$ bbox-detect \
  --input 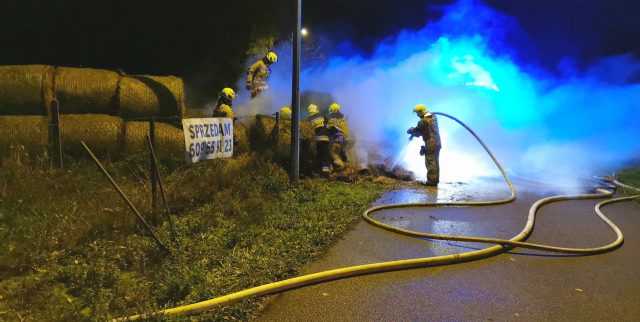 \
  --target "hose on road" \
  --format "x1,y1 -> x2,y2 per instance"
116,112 -> 640,321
